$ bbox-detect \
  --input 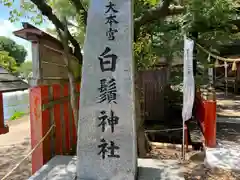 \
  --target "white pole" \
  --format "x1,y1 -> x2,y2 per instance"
208,55 -> 213,85
182,123 -> 185,160
224,61 -> 228,96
